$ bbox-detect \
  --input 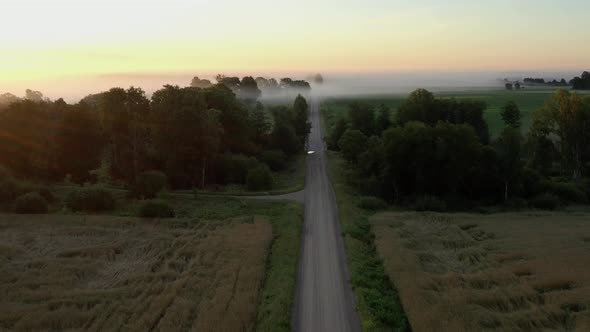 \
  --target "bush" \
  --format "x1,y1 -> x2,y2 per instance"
540,181 -> 587,204
531,193 -> 560,210
66,187 -> 115,212
0,176 -> 36,204
37,186 -> 54,203
260,150 -> 287,171
132,170 -> 167,199
217,154 -> 258,184
504,197 -> 528,209
13,192 -> 48,214
246,164 -> 273,191
358,196 -> 387,210
138,200 -> 175,218
414,195 -> 447,212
